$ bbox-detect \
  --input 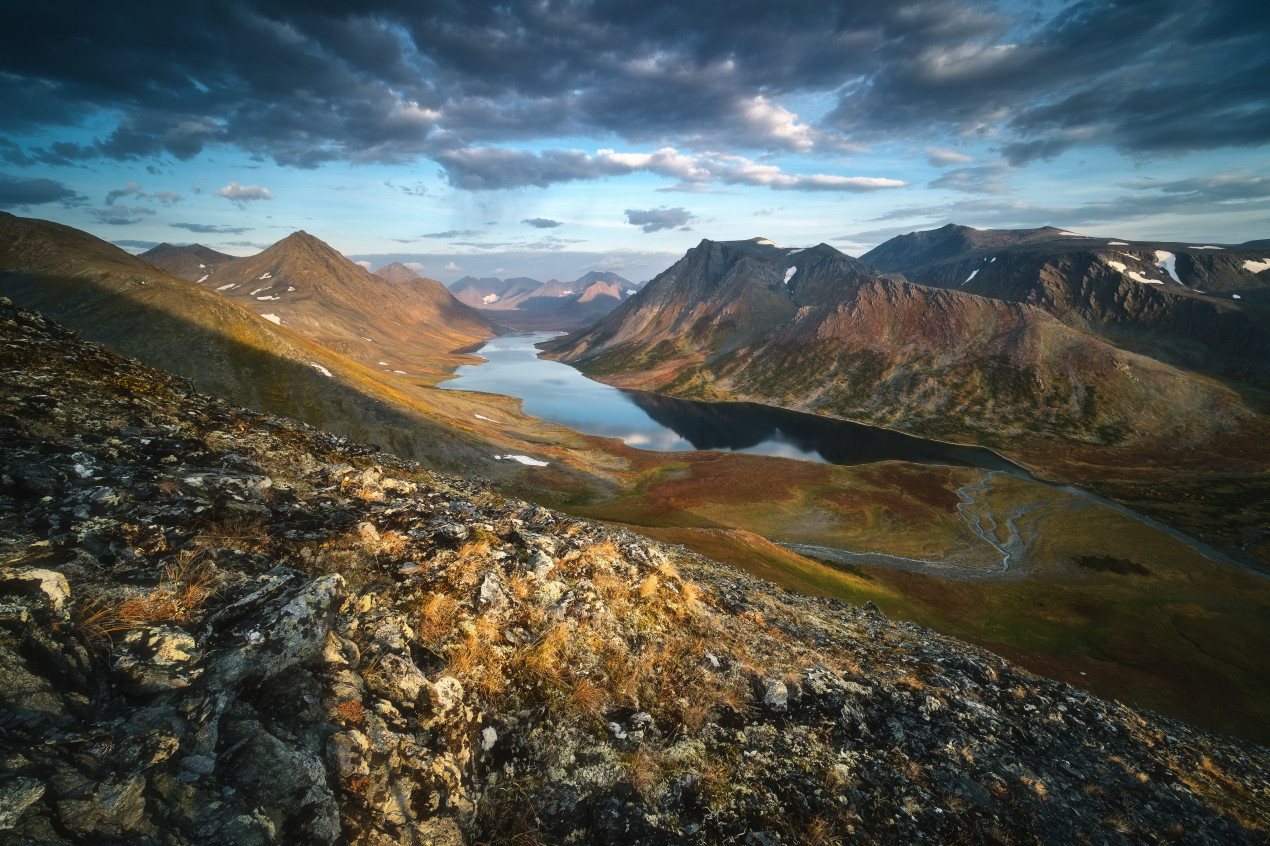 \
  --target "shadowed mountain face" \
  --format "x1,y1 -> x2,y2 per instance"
861,224 -> 1270,384
139,242 -> 236,281
144,233 -> 502,374
543,237 -> 1250,448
